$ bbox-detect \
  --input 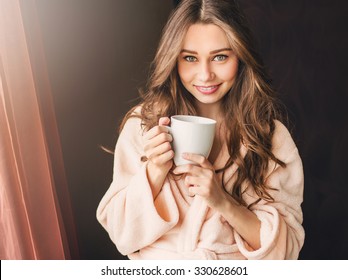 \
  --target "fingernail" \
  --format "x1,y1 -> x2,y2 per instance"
182,153 -> 188,158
